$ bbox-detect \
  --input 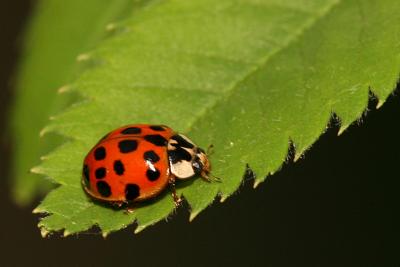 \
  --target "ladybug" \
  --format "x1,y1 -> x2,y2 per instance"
82,124 -> 213,206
